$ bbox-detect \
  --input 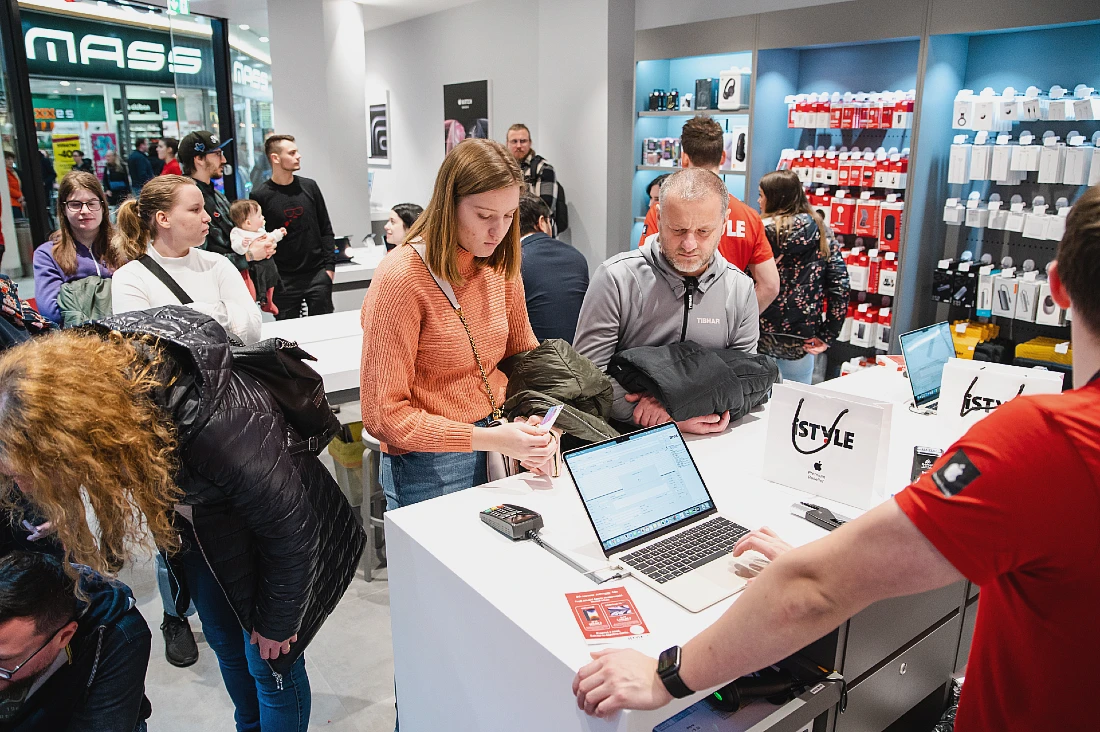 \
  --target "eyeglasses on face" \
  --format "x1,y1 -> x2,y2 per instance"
0,621 -> 71,681
63,200 -> 102,213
